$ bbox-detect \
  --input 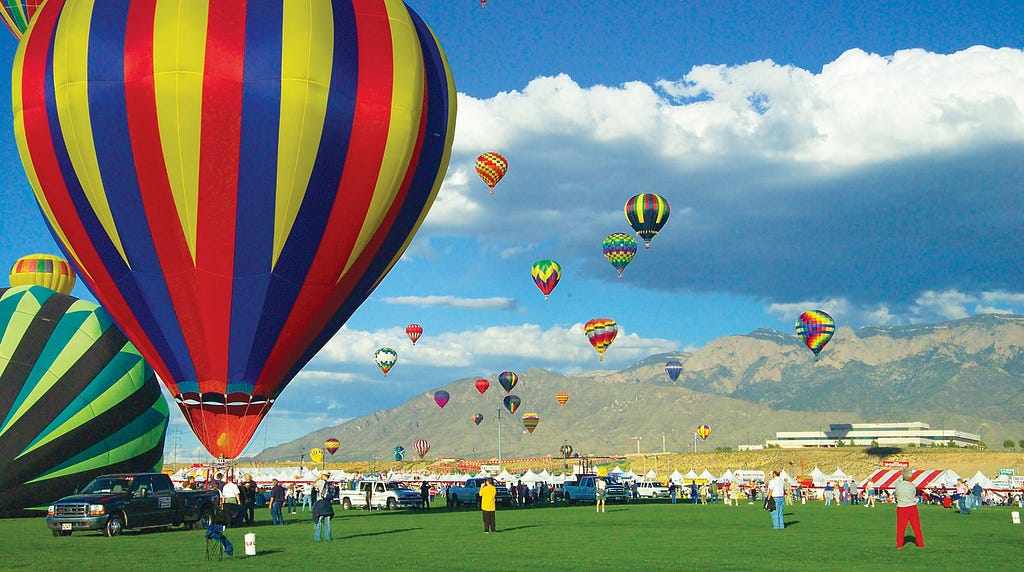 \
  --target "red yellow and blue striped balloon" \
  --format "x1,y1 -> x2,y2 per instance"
560,444 -> 573,458
0,0 -> 42,41
602,233 -> 637,279
584,318 -> 618,361
9,253 -> 76,294
324,438 -> 340,455
696,424 -> 711,440
531,259 -> 561,301
475,152 -> 508,194
624,193 -> 670,249
13,0 -> 456,459
795,310 -> 836,359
